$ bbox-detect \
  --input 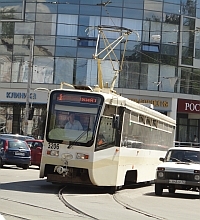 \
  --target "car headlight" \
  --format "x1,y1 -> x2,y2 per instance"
157,171 -> 164,178
194,174 -> 200,181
